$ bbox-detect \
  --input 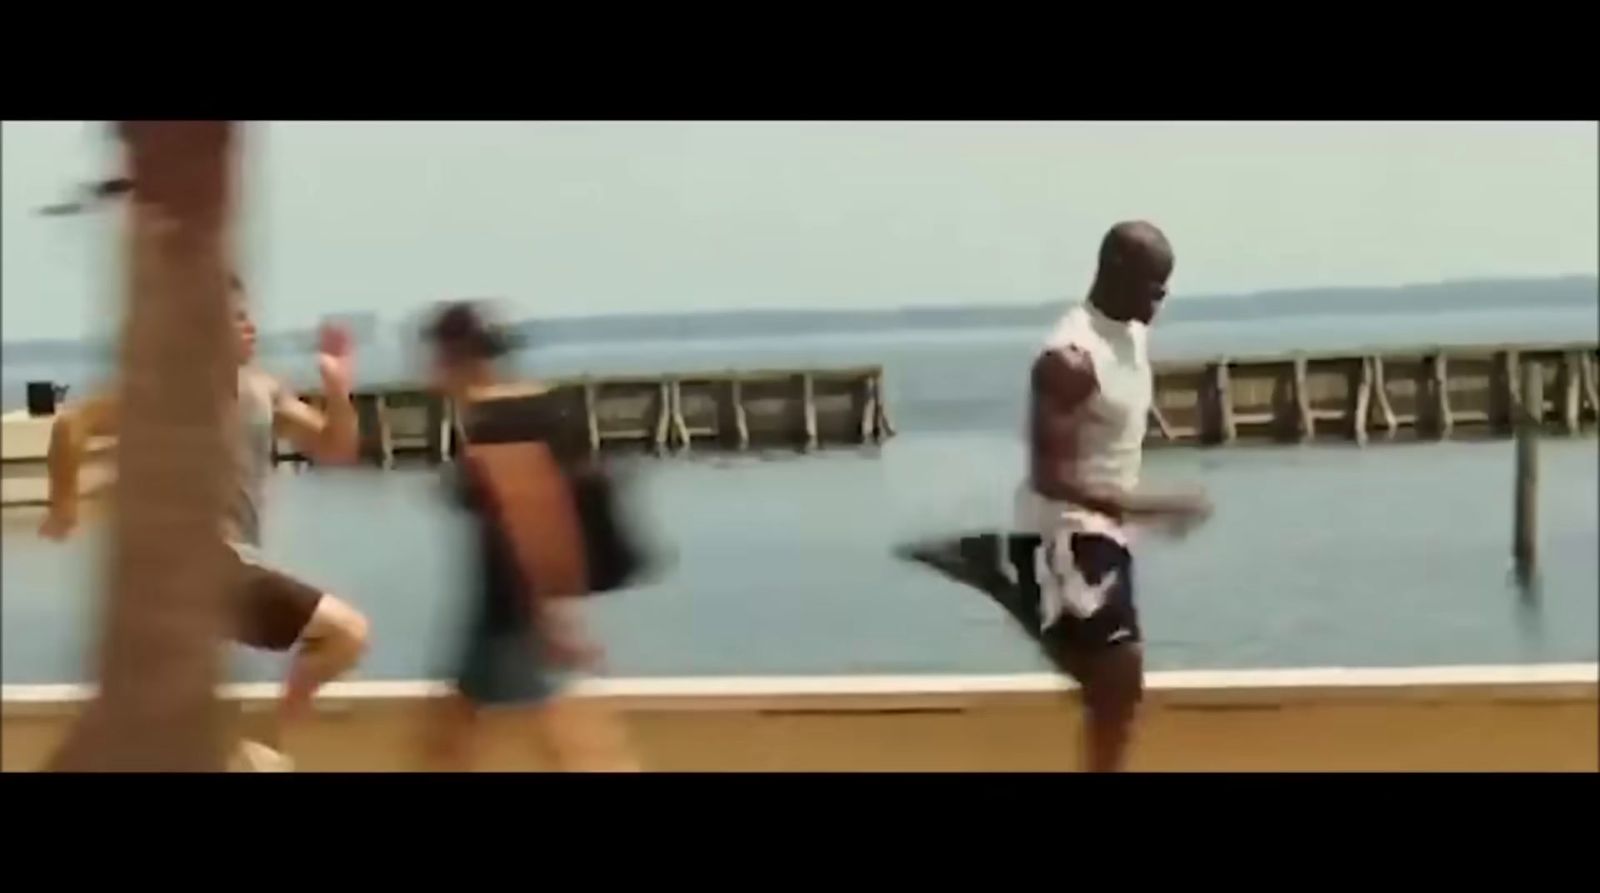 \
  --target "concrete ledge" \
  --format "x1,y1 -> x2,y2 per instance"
7,664 -> 1596,715
5,665 -> 1595,772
